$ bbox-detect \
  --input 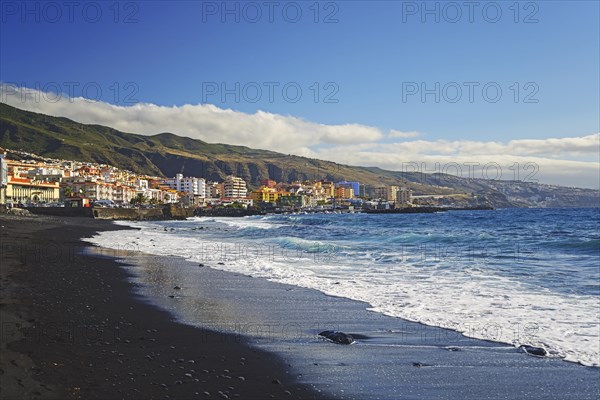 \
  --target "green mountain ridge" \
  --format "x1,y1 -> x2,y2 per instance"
1,102 -> 598,208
